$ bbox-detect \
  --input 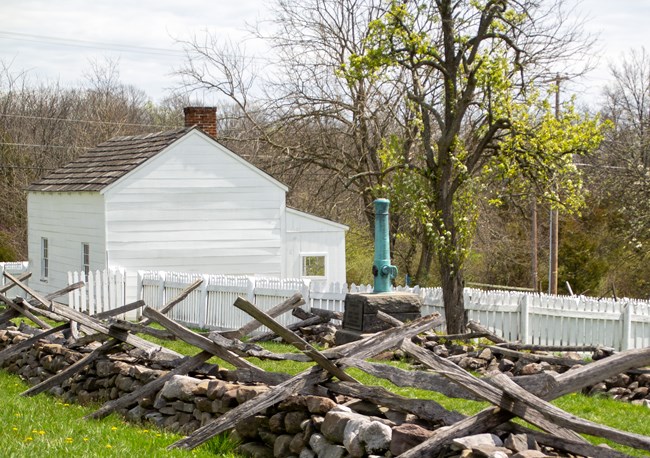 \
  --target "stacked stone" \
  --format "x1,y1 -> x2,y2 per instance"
234,395 -> 393,458
128,375 -> 271,435
418,339 -> 650,405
